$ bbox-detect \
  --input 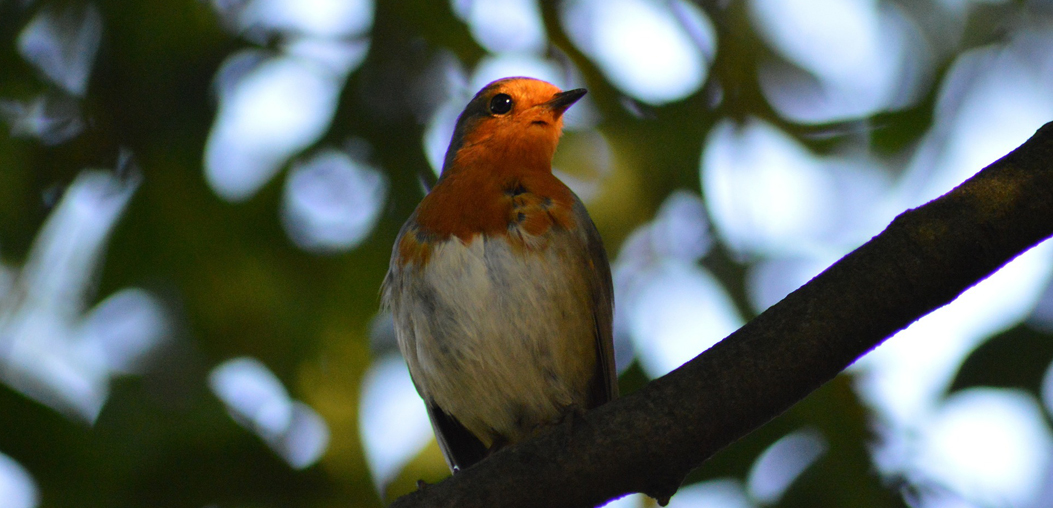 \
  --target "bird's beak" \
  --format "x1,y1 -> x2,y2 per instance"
544,88 -> 587,116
